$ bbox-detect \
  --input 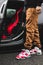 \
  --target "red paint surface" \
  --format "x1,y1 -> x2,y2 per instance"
7,8 -> 22,34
